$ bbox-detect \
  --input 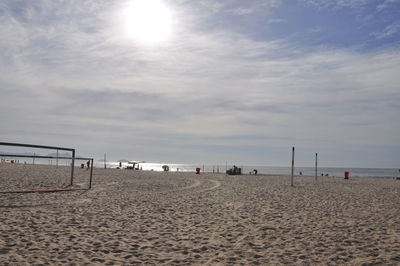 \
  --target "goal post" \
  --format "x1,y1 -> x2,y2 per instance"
0,142 -> 93,193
